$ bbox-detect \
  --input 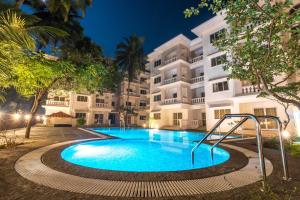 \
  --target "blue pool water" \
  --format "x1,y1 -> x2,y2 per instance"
61,128 -> 230,172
